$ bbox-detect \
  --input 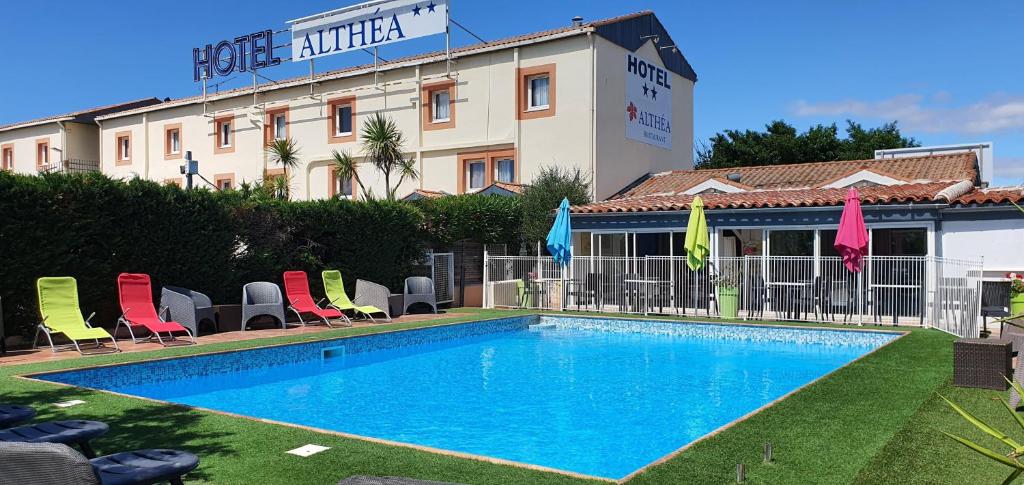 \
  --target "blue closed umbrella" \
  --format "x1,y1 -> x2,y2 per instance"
546,198 -> 572,265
